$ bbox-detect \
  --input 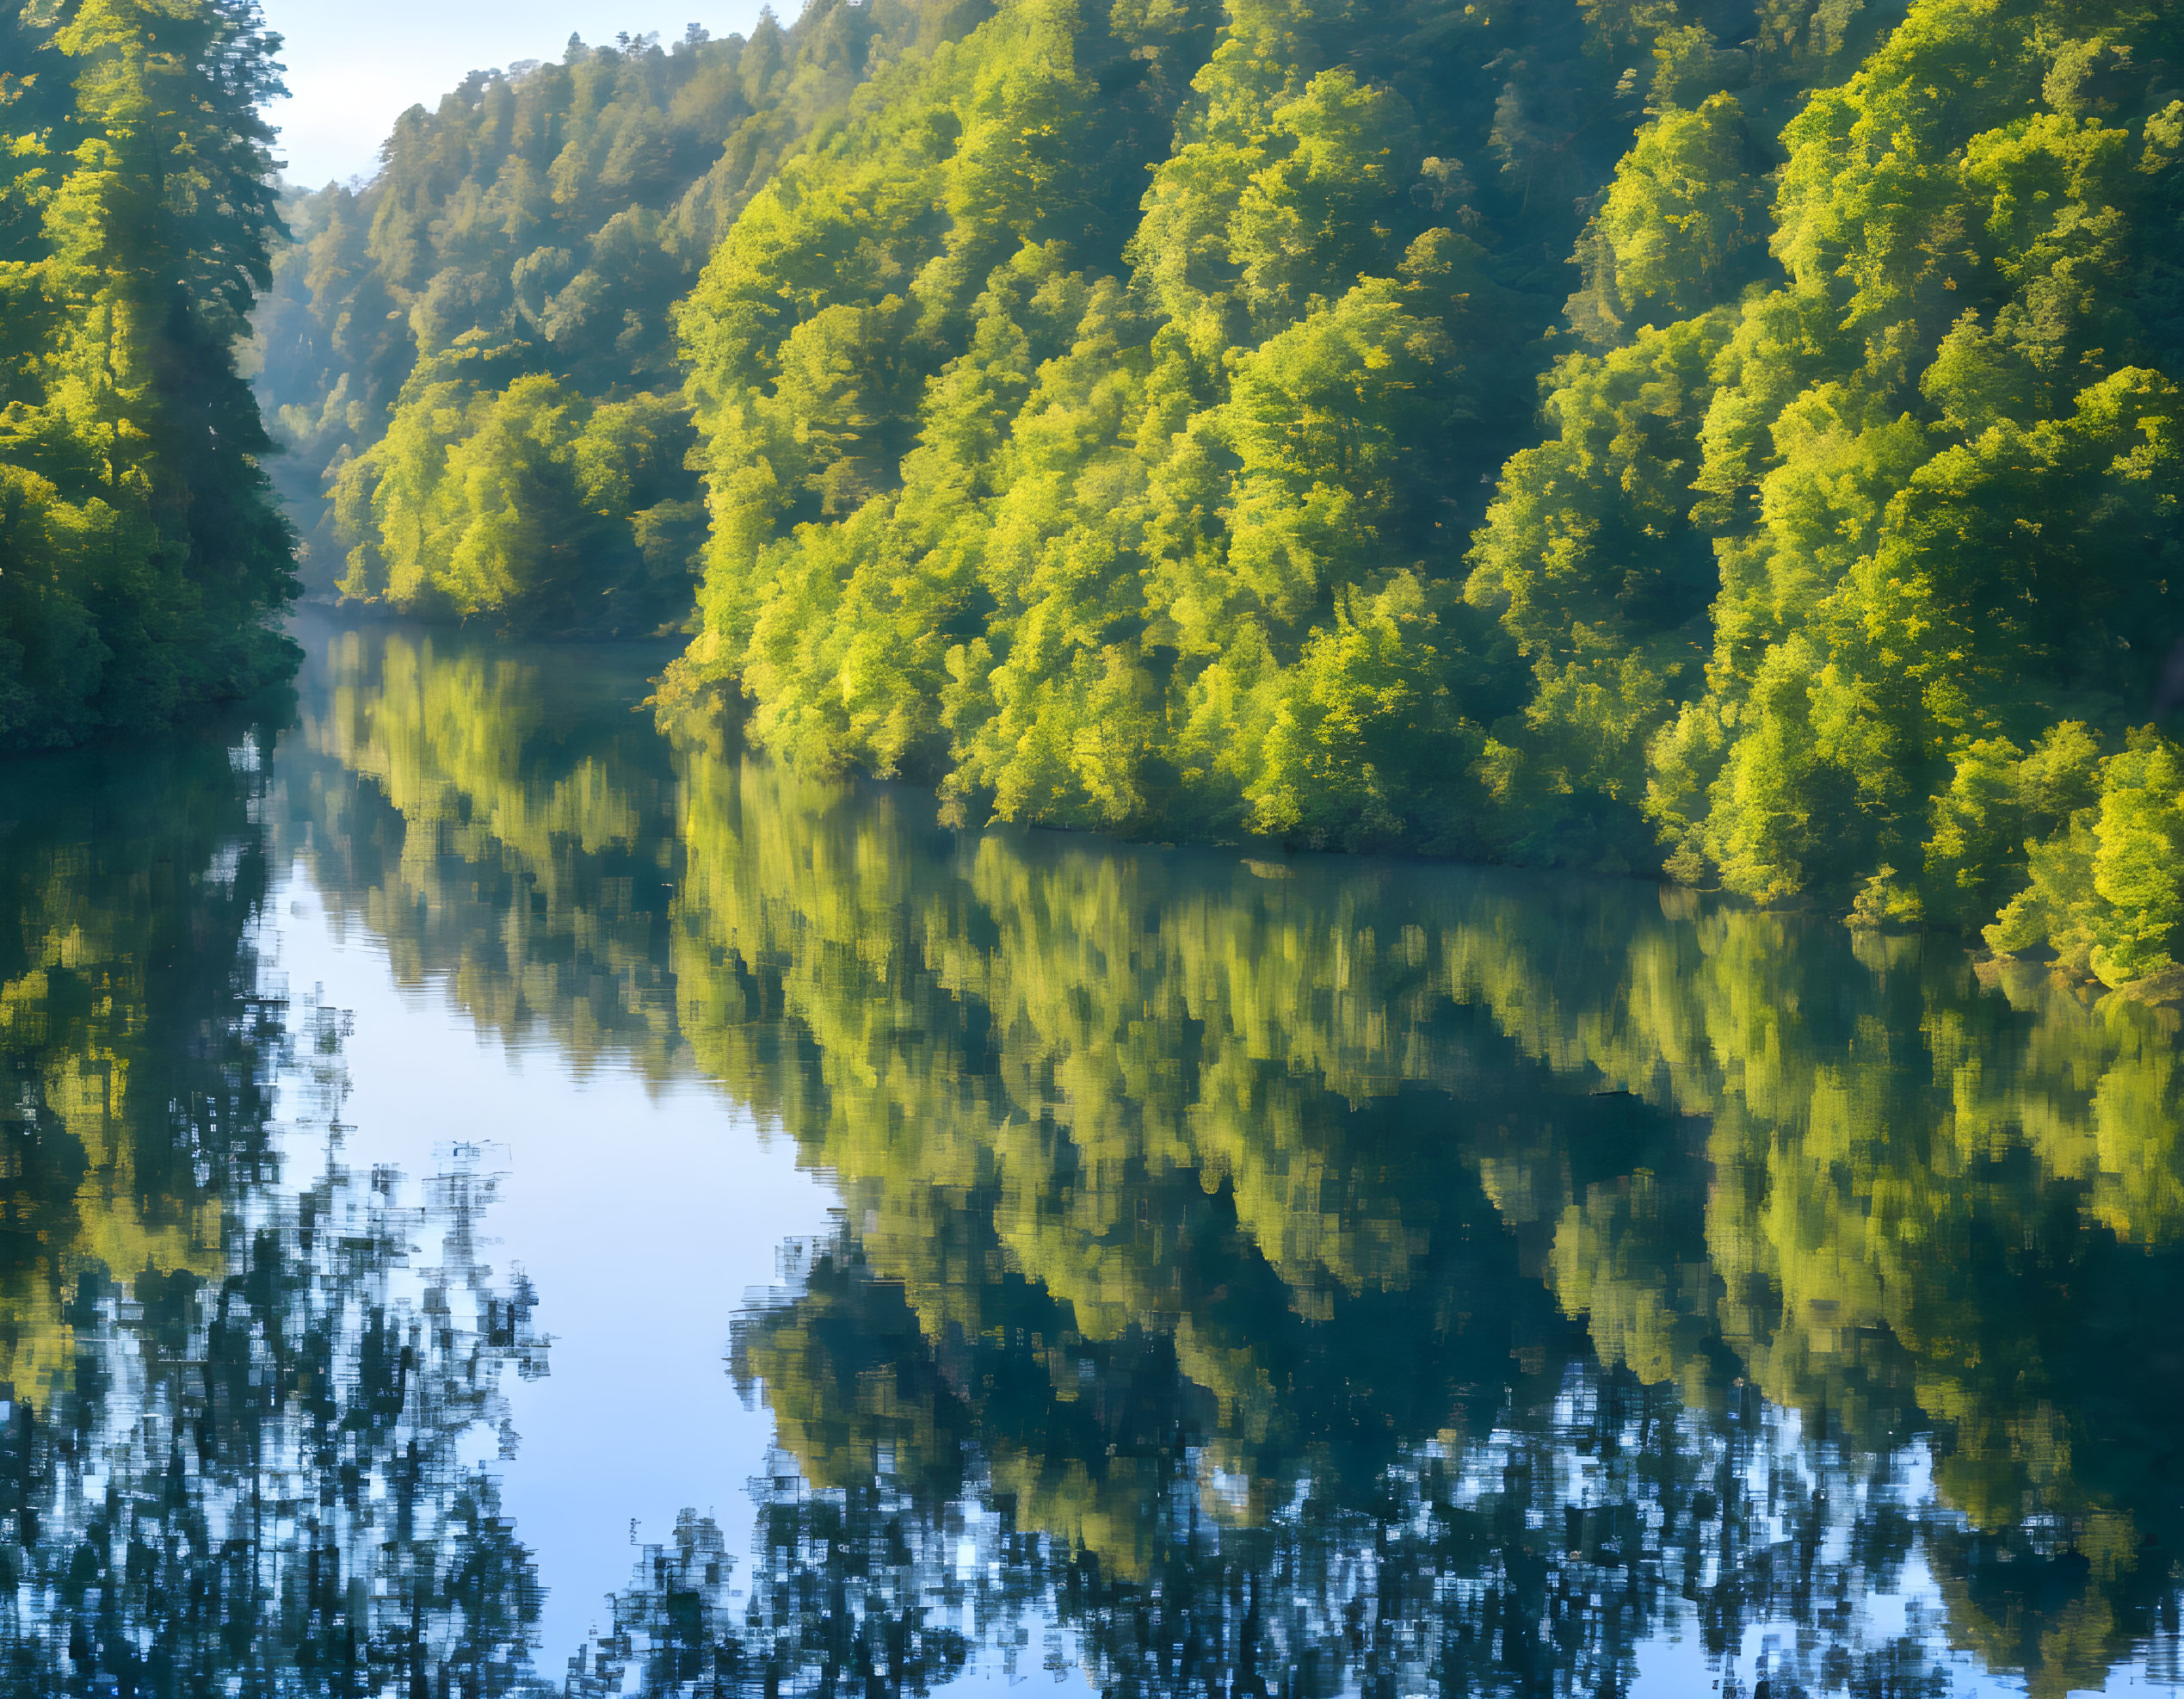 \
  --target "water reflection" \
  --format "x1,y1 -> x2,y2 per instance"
3,618 -> 2181,1696
0,726 -> 548,1692
657,673 -> 2184,1690
281,624 -> 686,1077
